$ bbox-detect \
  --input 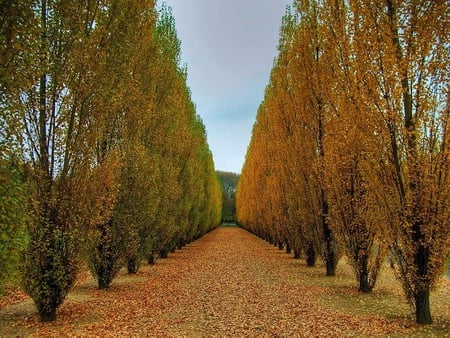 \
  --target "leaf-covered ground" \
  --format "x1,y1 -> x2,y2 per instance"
1,226 -> 449,336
